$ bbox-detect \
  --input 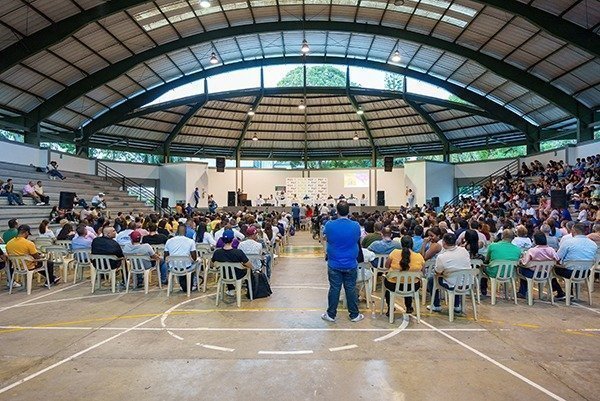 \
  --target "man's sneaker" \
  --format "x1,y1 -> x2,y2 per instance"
350,313 -> 364,322
36,202 -> 45,206
453,307 -> 463,314
321,313 -> 335,322
405,307 -> 414,314
6,282 -> 21,288
225,289 -> 236,296
53,277 -> 61,284
555,293 -> 566,301
516,293 -> 527,299
426,305 -> 442,312
191,285 -> 198,292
